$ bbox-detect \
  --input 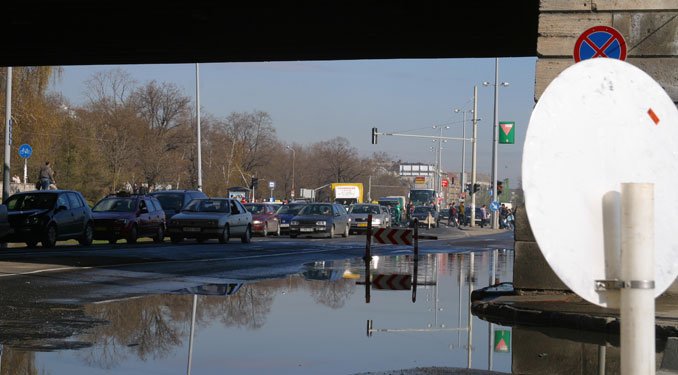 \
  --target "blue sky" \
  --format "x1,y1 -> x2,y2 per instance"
48,57 -> 537,187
